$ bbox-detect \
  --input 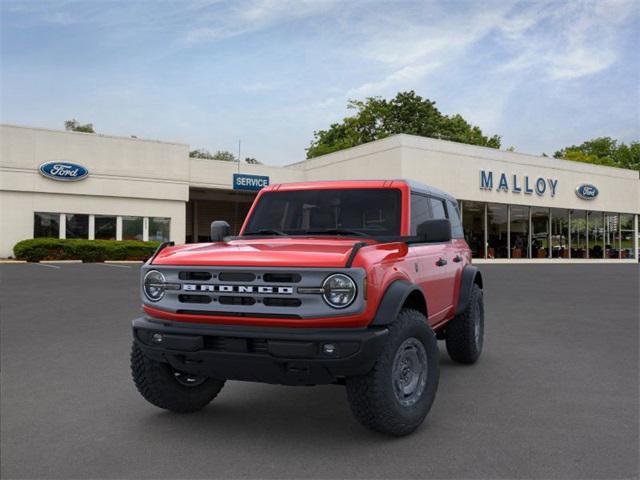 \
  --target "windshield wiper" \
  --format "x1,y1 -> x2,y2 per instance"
303,229 -> 369,237
243,229 -> 288,236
